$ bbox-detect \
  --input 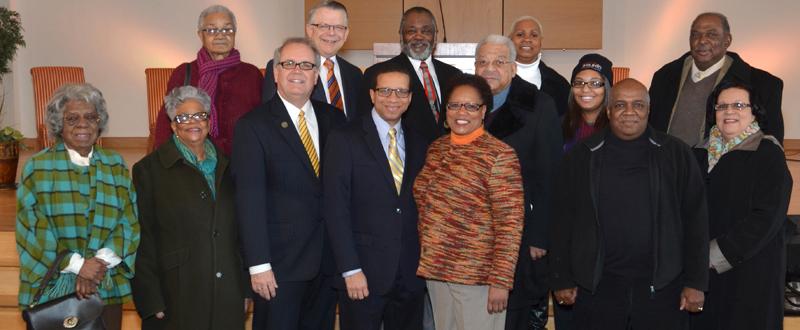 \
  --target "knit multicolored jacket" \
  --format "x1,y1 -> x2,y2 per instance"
16,143 -> 140,308
414,132 -> 524,289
